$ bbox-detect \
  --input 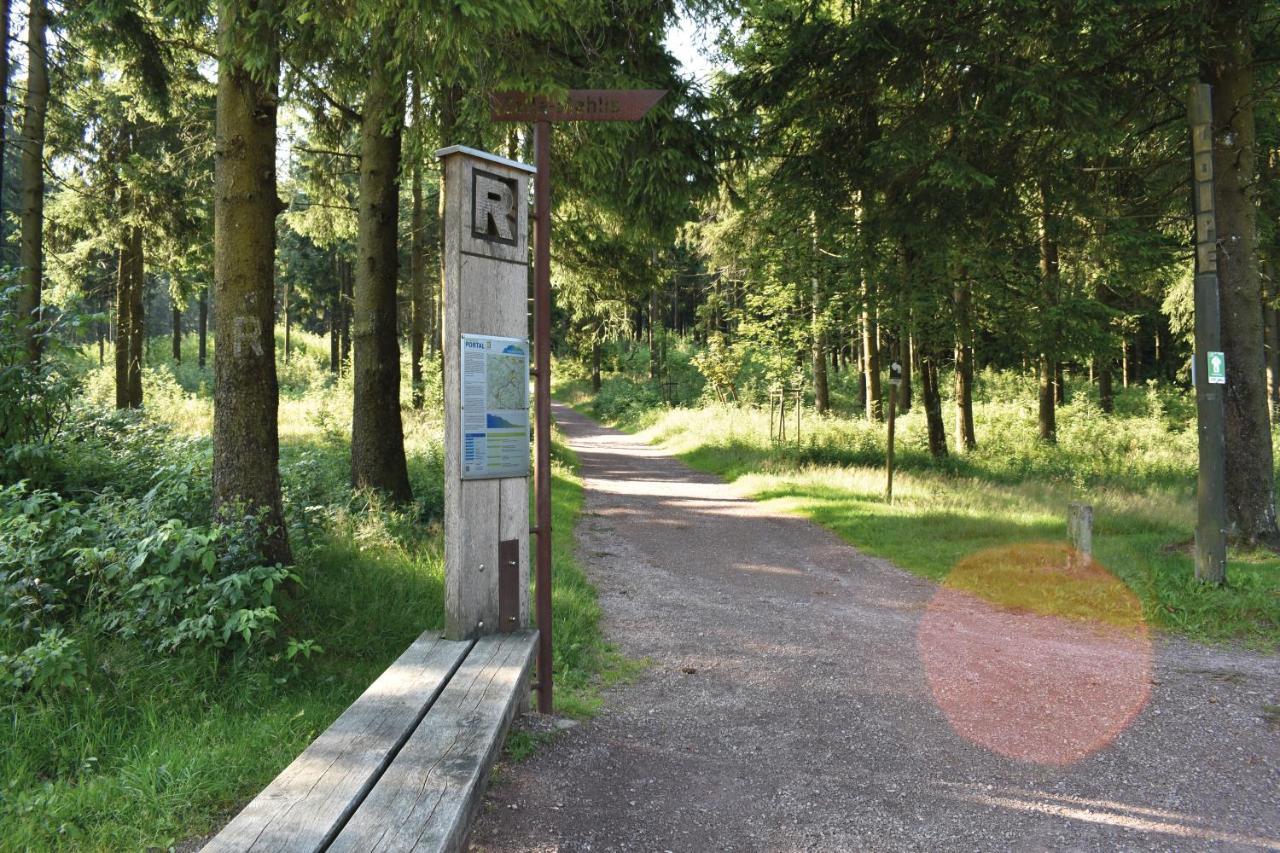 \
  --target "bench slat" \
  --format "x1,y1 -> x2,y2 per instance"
327,630 -> 538,853
203,632 -> 472,853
